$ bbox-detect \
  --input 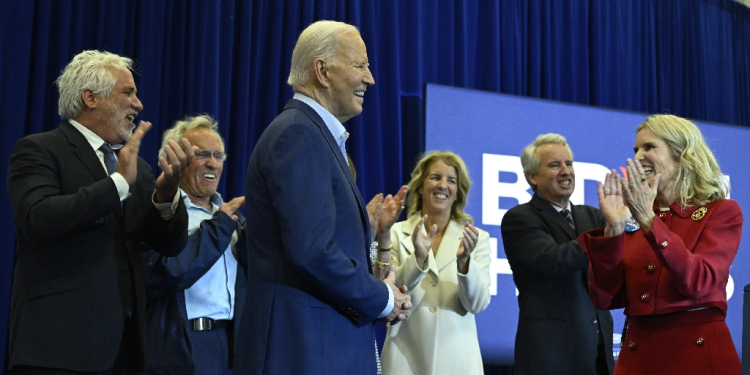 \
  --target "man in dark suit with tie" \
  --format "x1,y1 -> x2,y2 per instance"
501,133 -> 615,375
236,21 -> 412,374
6,50 -> 192,374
